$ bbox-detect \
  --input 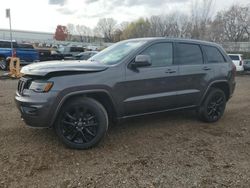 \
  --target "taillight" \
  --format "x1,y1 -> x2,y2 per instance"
239,60 -> 243,66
